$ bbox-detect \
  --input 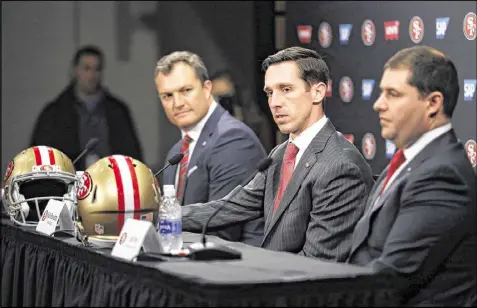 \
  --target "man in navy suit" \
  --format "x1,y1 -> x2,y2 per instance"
348,46 -> 476,306
155,51 -> 267,246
